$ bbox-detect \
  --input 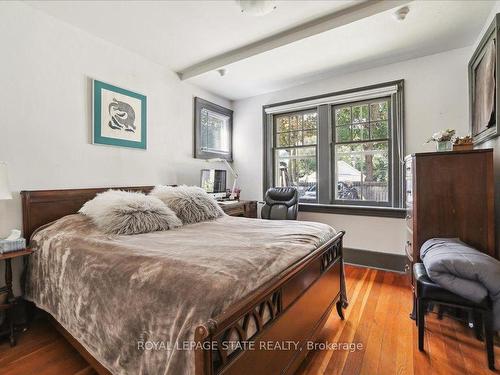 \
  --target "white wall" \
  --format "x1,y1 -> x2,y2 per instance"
233,46 -> 473,255
0,2 -> 231,293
